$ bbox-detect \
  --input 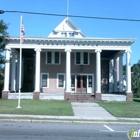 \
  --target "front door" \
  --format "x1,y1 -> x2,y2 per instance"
76,75 -> 87,93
